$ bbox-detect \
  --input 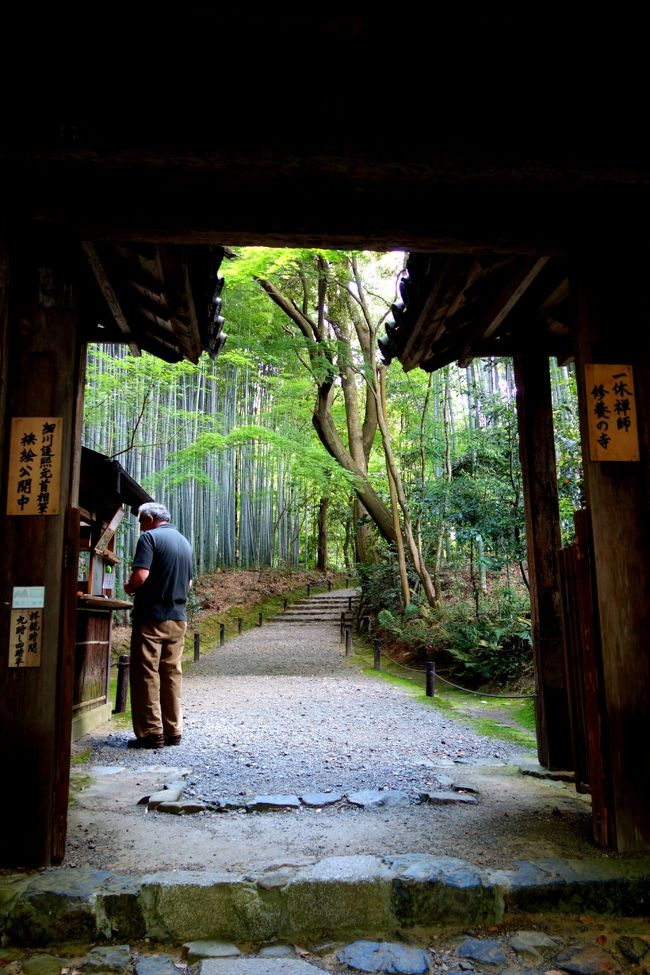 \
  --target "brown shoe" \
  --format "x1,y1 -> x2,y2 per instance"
127,734 -> 164,749
164,734 -> 182,746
